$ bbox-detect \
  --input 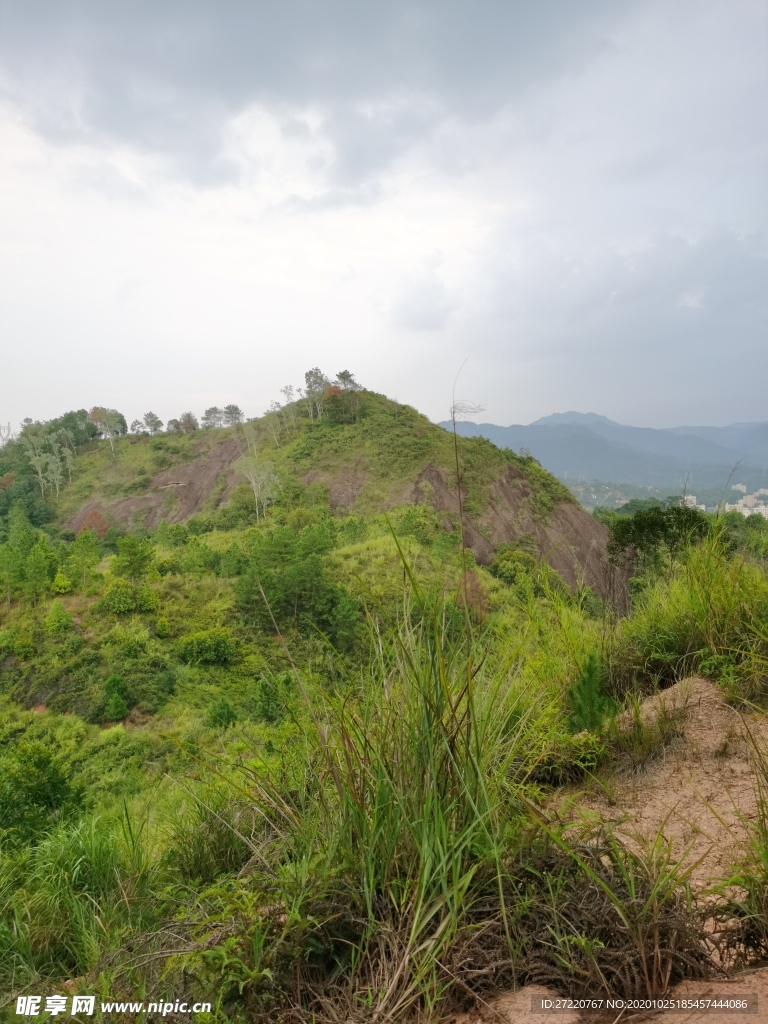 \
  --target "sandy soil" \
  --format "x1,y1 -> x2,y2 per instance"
452,970 -> 768,1023
452,678 -> 768,1023
574,676 -> 768,889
